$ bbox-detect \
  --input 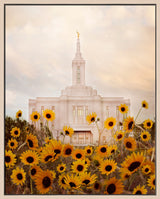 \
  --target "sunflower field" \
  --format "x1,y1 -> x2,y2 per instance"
5,101 -> 156,195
